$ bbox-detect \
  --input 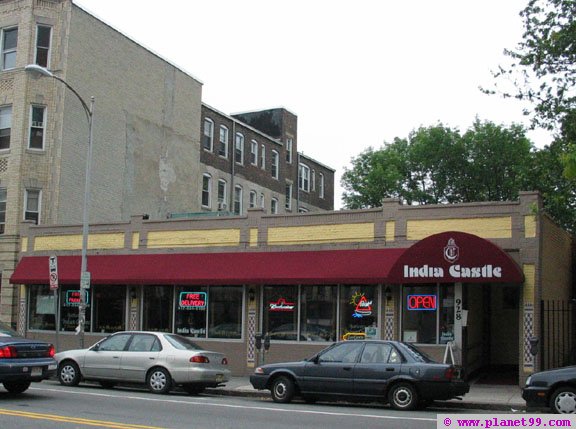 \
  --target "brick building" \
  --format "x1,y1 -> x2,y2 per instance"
0,0 -> 334,324
10,192 -> 574,385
